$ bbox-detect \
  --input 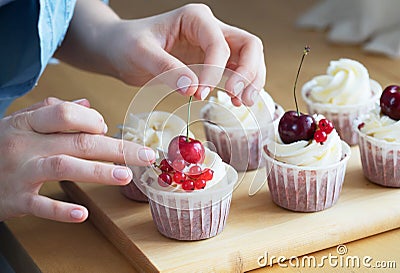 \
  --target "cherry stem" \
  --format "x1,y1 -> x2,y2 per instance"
186,96 -> 193,142
294,46 -> 310,116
